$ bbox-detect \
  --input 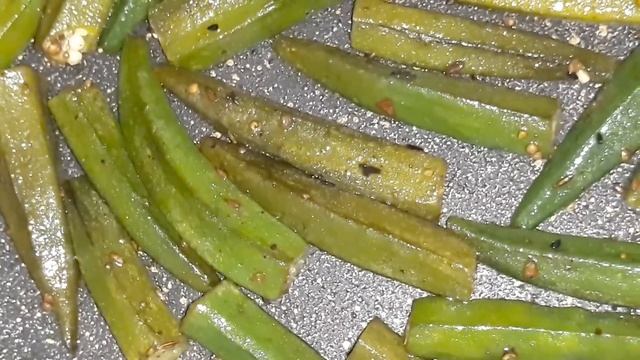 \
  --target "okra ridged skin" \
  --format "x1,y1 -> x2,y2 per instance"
157,66 -> 446,221
457,0 -> 640,25
0,0 -> 44,69
274,37 -> 560,158
66,178 -> 186,360
149,0 -> 340,70
347,318 -> 416,360
200,139 -> 475,298
352,0 -> 618,81
448,216 -> 640,307
0,66 -> 78,351
100,0 -> 157,53
49,85 -> 213,292
182,281 -> 323,360
406,298 -> 640,360
512,48 -> 640,229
